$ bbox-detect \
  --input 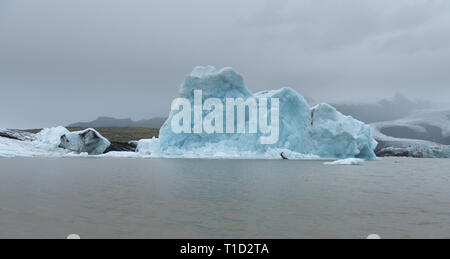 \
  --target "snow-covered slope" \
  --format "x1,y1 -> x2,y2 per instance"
142,66 -> 377,159
369,109 -> 450,158
371,109 -> 450,145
